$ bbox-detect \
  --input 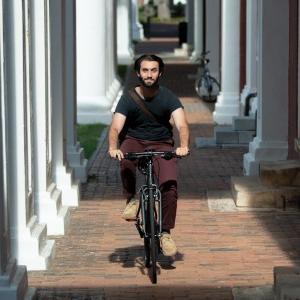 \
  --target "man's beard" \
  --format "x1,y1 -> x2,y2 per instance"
139,76 -> 160,88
